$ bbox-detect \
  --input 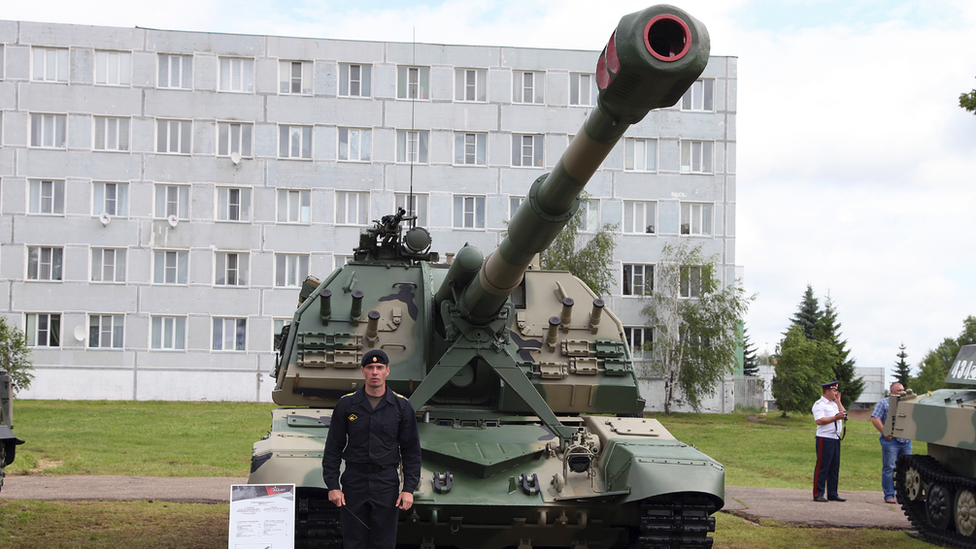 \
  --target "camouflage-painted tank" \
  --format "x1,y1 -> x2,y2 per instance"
0,368 -> 25,492
887,344 -> 976,548
249,5 -> 724,548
